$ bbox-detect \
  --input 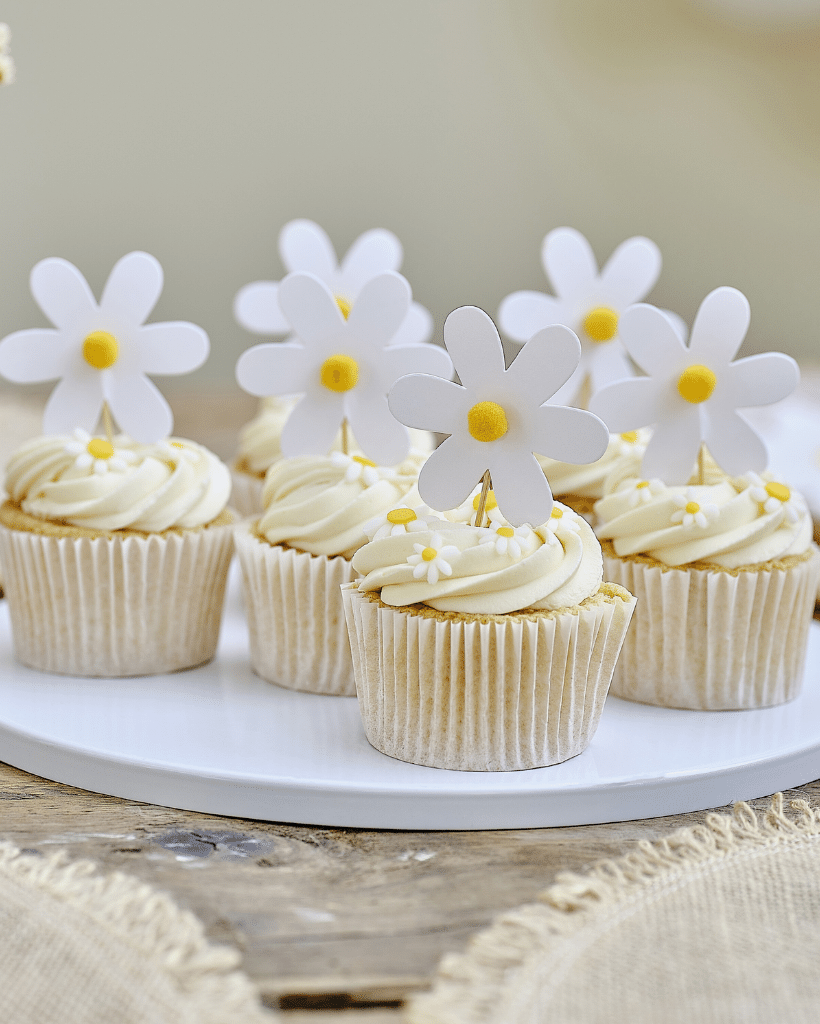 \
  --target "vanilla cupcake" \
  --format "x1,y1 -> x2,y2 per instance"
0,432 -> 235,677
234,449 -> 426,695
595,462 -> 820,709
343,502 -> 636,771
